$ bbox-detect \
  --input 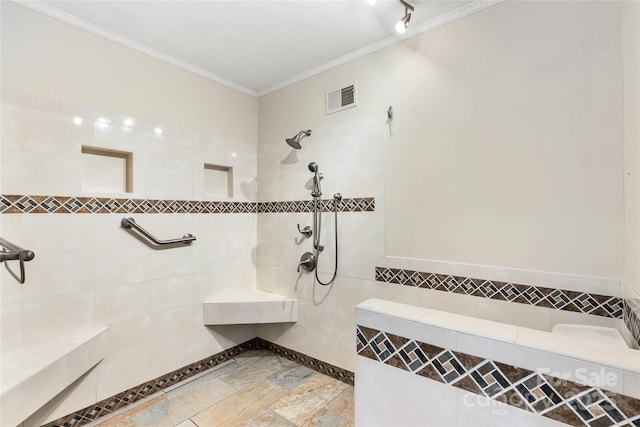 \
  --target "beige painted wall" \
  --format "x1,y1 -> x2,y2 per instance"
384,0 -> 624,278
623,1 -> 640,298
